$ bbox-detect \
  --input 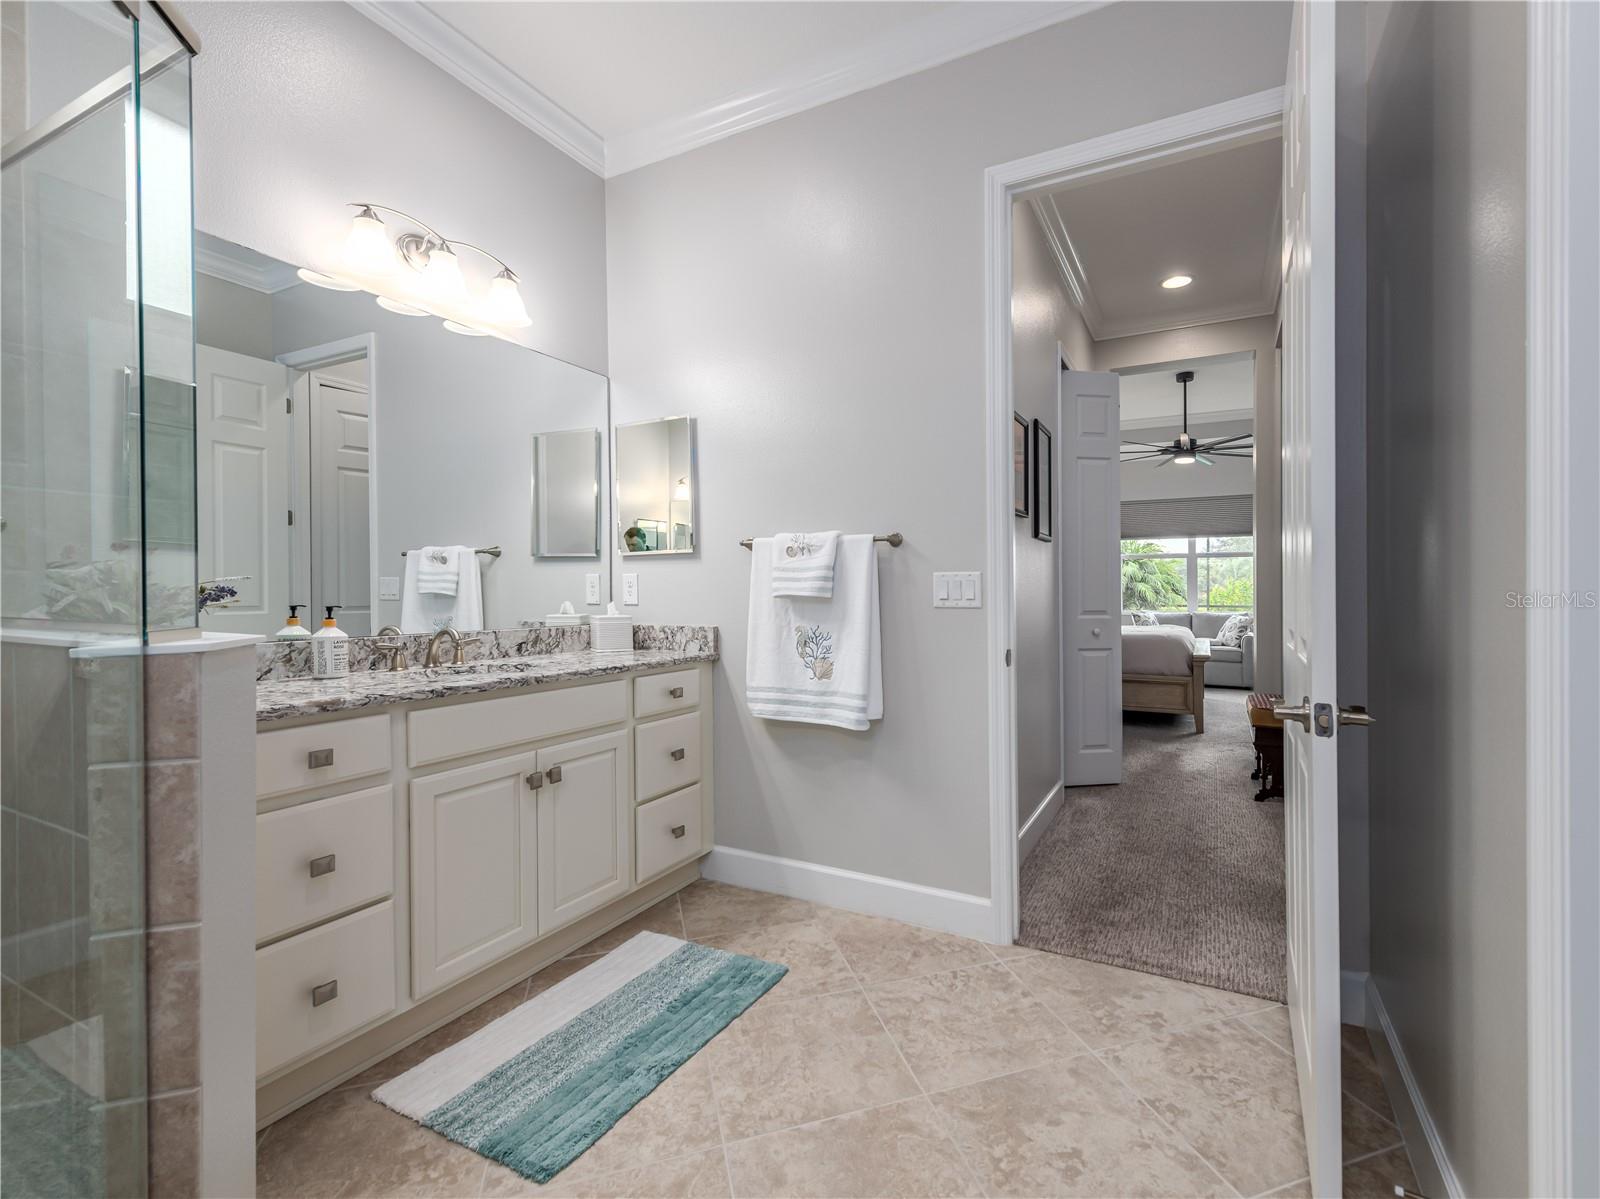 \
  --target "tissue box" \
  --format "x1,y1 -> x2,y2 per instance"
590,614 -> 633,652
